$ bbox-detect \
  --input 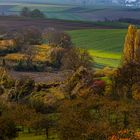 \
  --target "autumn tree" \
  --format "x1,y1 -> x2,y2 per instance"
22,26 -> 42,45
44,30 -> 72,48
11,104 -> 38,133
0,102 -> 17,140
8,77 -> 35,102
112,62 -> 140,99
31,114 -> 53,139
58,96 -> 133,140
0,67 -> 14,91
61,48 -> 93,70
0,115 -> 17,140
134,29 -> 140,63
23,45 -> 37,70
113,25 -> 140,99
123,25 -> 140,64
123,25 -> 137,63
13,32 -> 25,50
